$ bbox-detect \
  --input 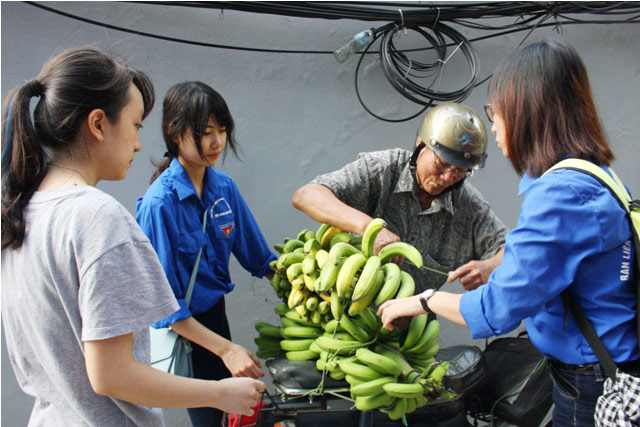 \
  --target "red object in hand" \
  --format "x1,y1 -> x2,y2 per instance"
227,401 -> 264,427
